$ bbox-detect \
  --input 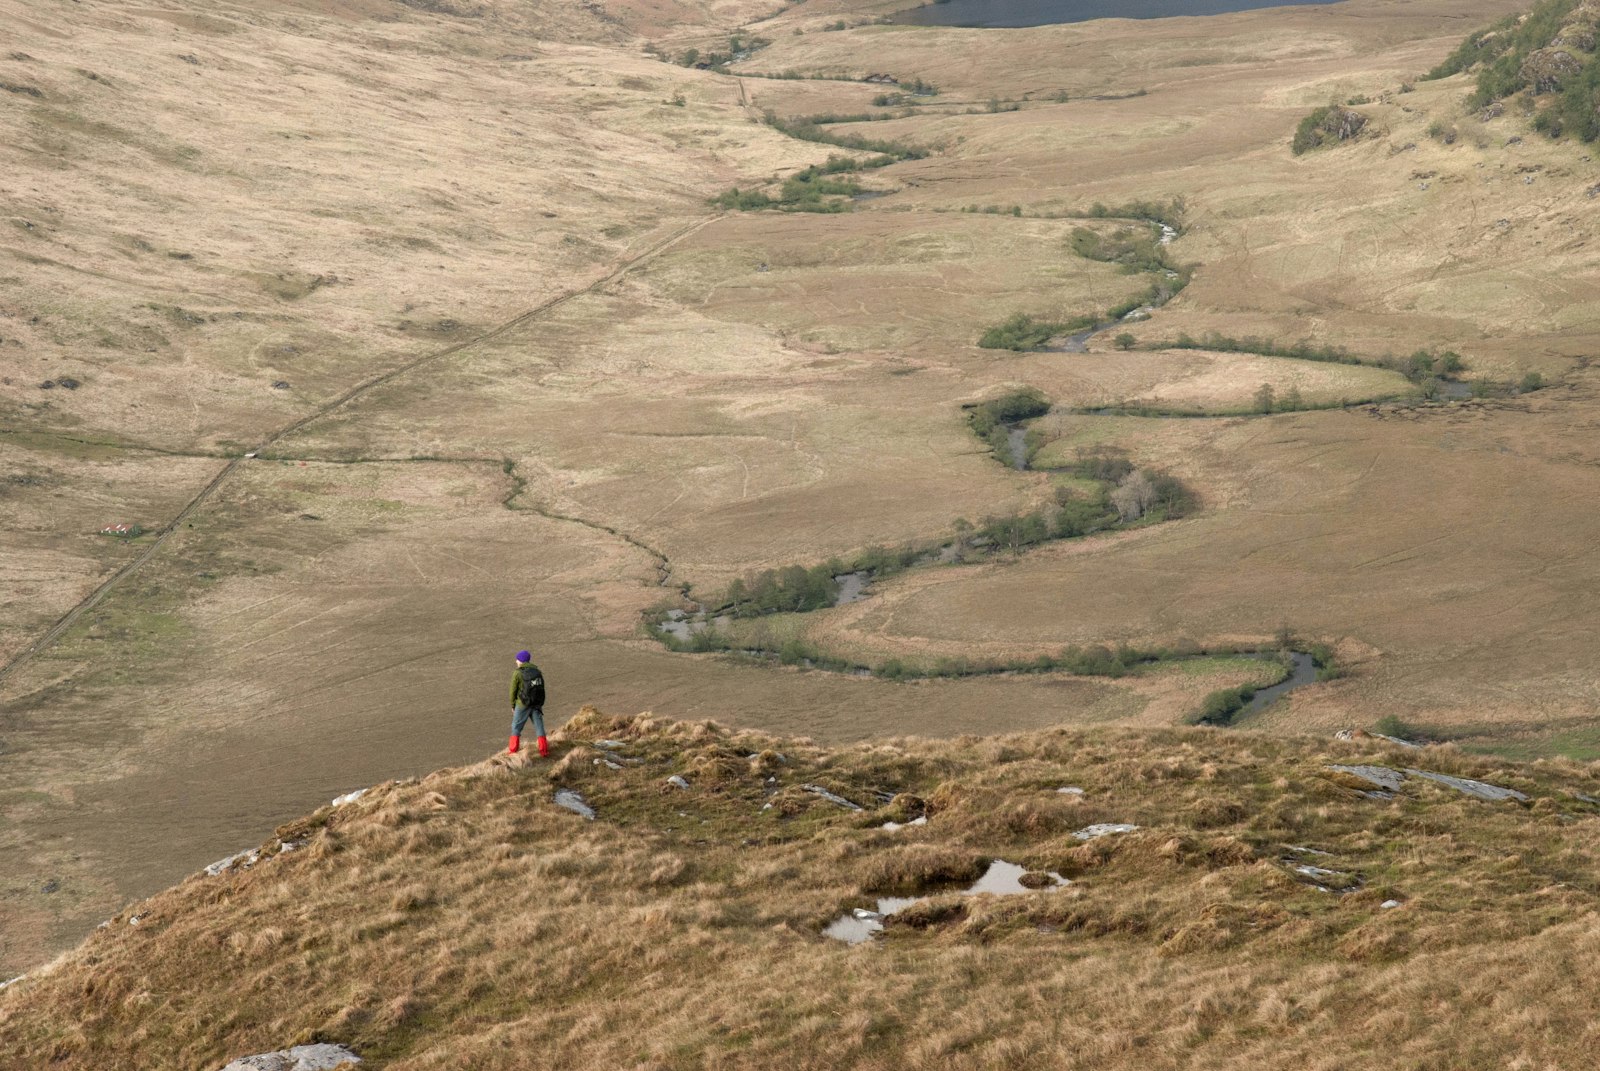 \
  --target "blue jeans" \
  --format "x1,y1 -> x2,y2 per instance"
512,704 -> 545,738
